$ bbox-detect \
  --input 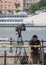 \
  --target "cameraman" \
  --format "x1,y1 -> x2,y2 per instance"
29,35 -> 42,64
